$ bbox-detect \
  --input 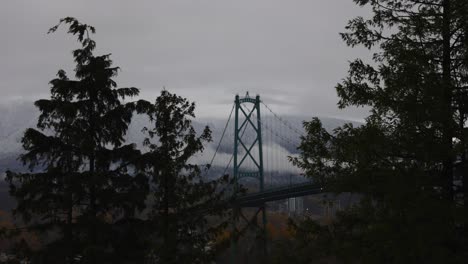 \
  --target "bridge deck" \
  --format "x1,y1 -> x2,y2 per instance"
234,182 -> 322,207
